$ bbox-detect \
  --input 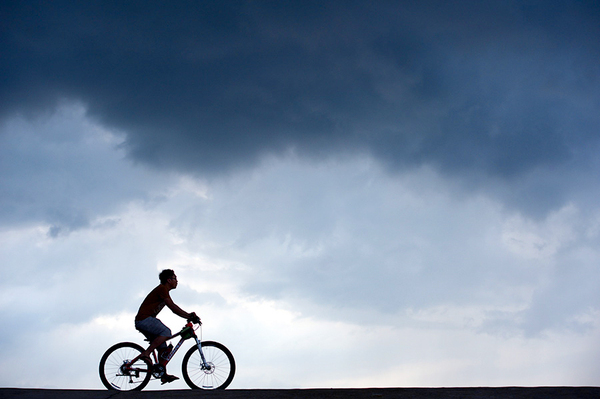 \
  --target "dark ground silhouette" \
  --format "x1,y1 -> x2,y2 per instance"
1,387 -> 599,399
